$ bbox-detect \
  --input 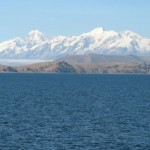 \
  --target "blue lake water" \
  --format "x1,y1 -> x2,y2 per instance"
0,74 -> 150,149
